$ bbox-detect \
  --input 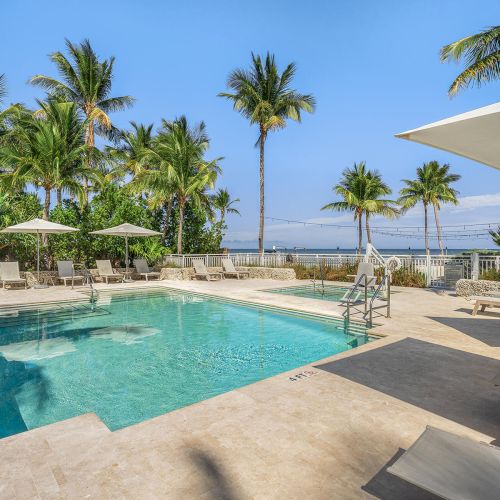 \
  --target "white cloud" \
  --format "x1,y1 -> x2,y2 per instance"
452,192 -> 500,211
